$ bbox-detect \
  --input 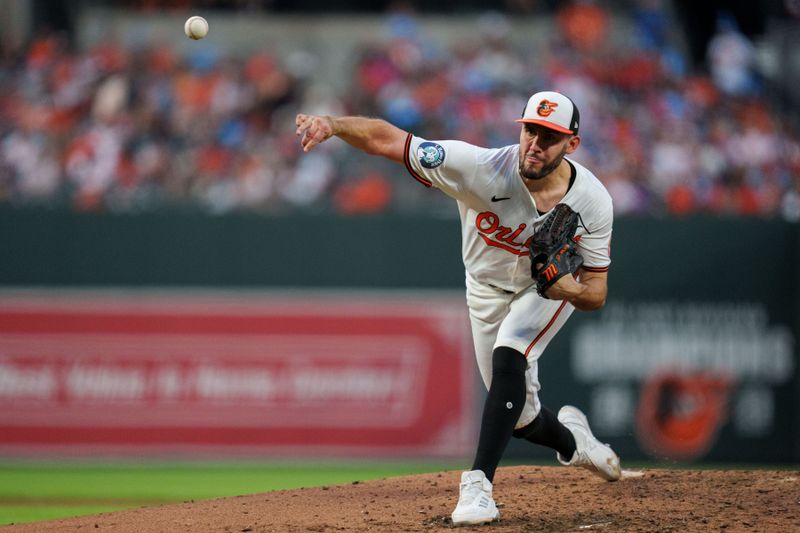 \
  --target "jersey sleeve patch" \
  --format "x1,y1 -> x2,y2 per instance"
418,141 -> 445,168
403,133 -> 433,188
